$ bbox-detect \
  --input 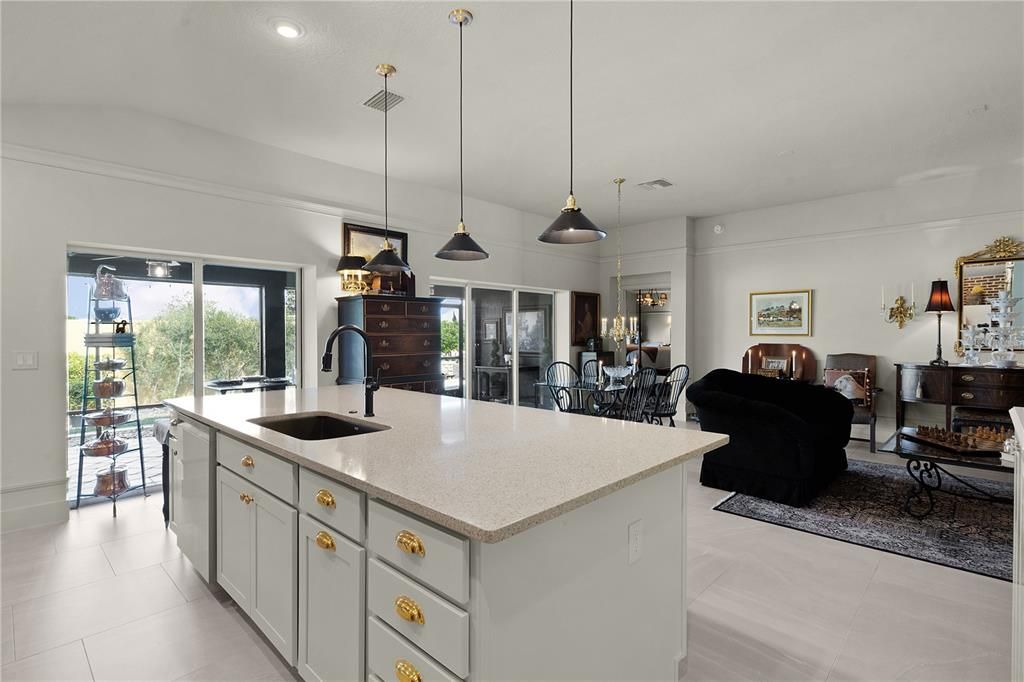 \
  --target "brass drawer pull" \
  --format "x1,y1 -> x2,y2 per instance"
395,659 -> 421,682
422,360 -> 431,368
382,303 -> 391,312
380,339 -> 391,348
381,362 -> 391,371
315,489 -> 336,509
961,375 -> 975,383
396,530 -> 425,557
961,392 -> 974,400
423,339 -> 431,347
379,320 -> 390,329
239,492 -> 253,505
419,305 -> 429,313
315,531 -> 336,551
420,322 -> 429,329
394,595 -> 425,625
240,455 -> 254,468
